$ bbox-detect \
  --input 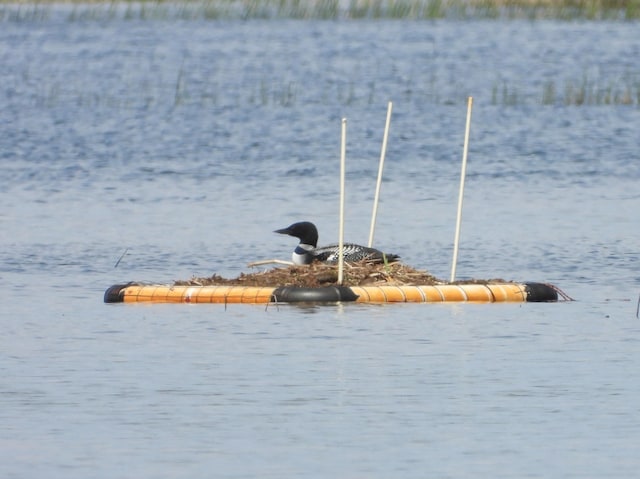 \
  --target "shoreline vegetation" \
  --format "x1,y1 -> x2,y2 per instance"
13,71 -> 639,108
3,0 -> 639,107
1,0 -> 639,21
